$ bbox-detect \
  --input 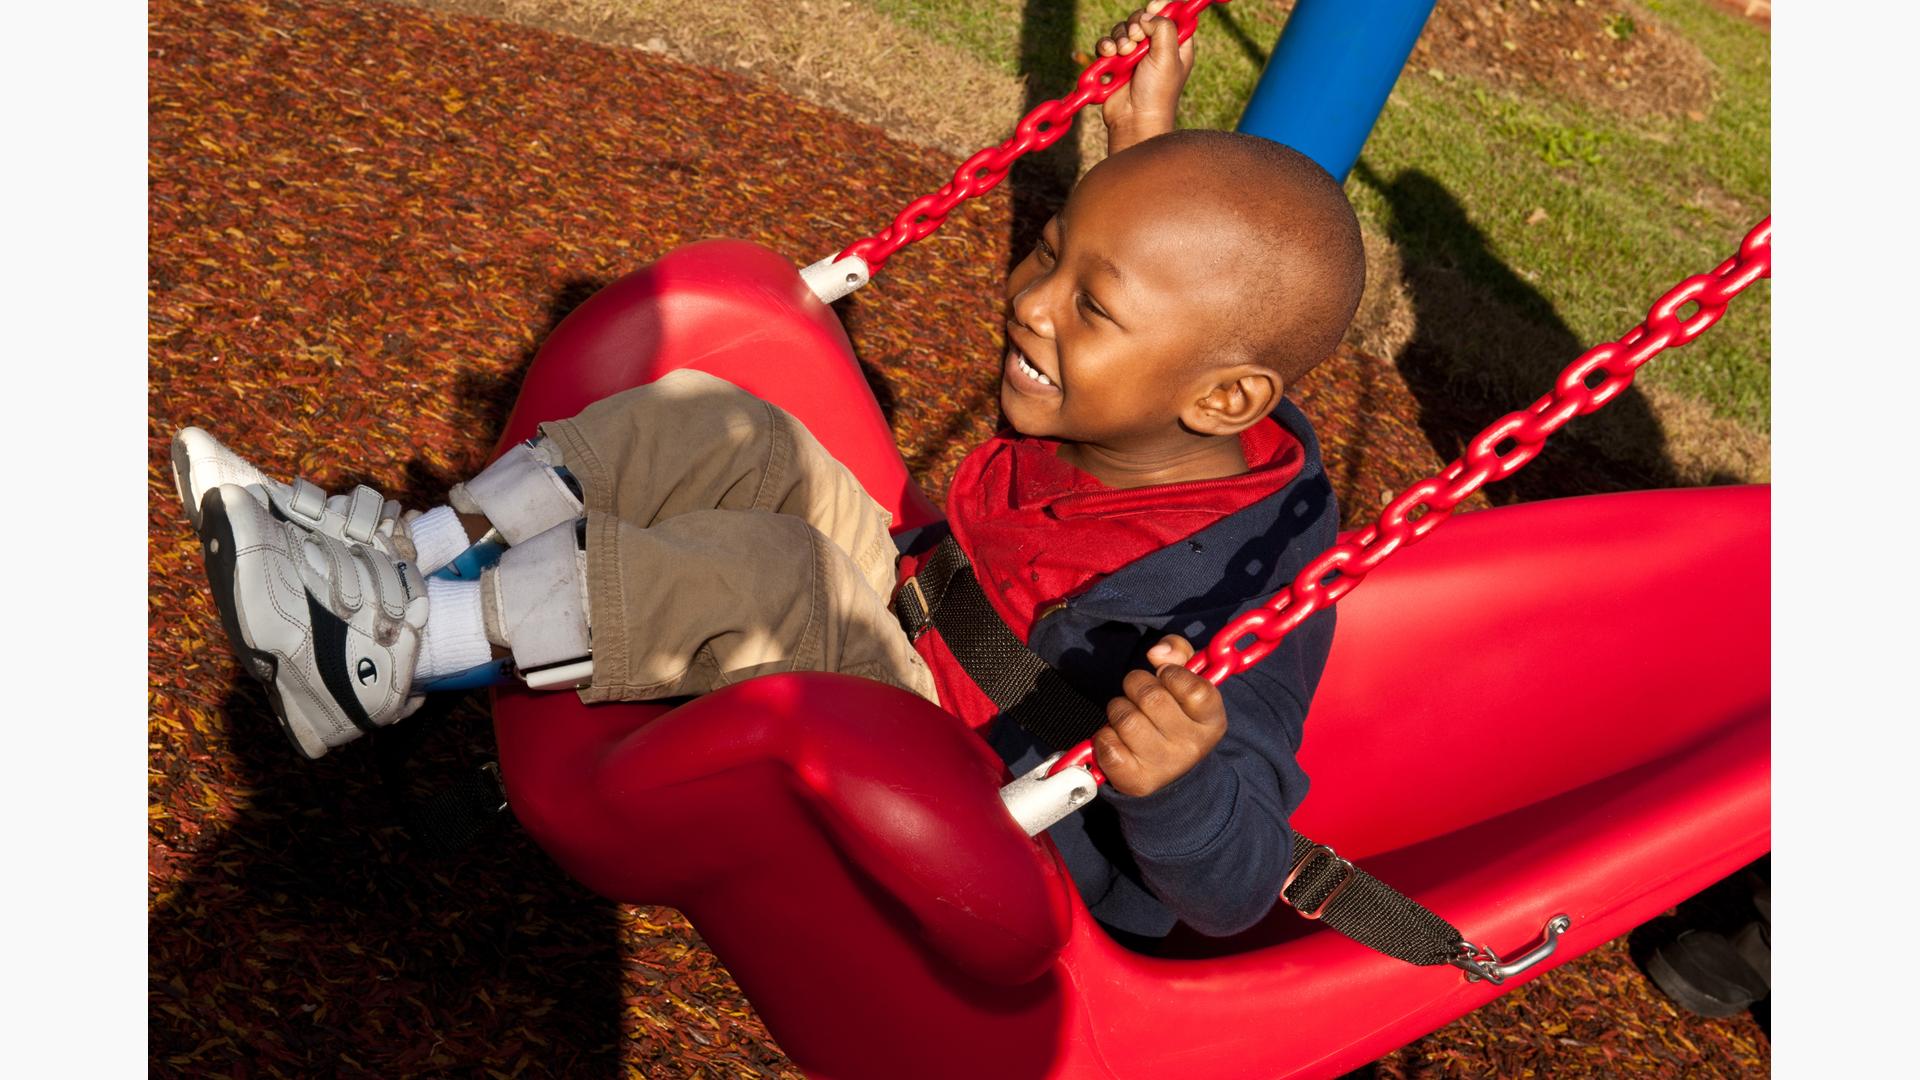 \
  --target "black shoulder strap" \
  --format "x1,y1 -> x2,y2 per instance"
894,533 -> 1114,751
894,534 -> 1472,968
